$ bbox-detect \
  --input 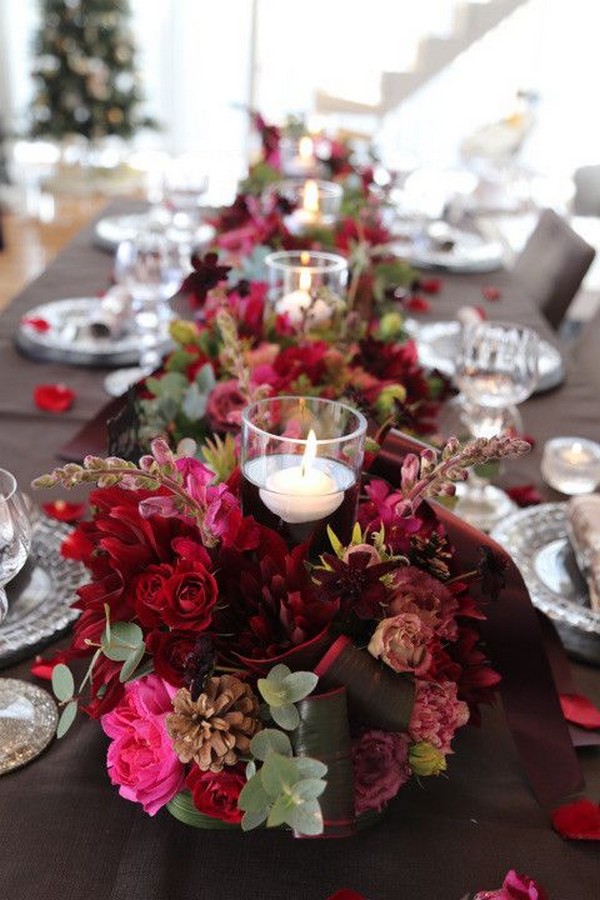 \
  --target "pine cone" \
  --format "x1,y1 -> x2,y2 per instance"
166,674 -> 261,772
